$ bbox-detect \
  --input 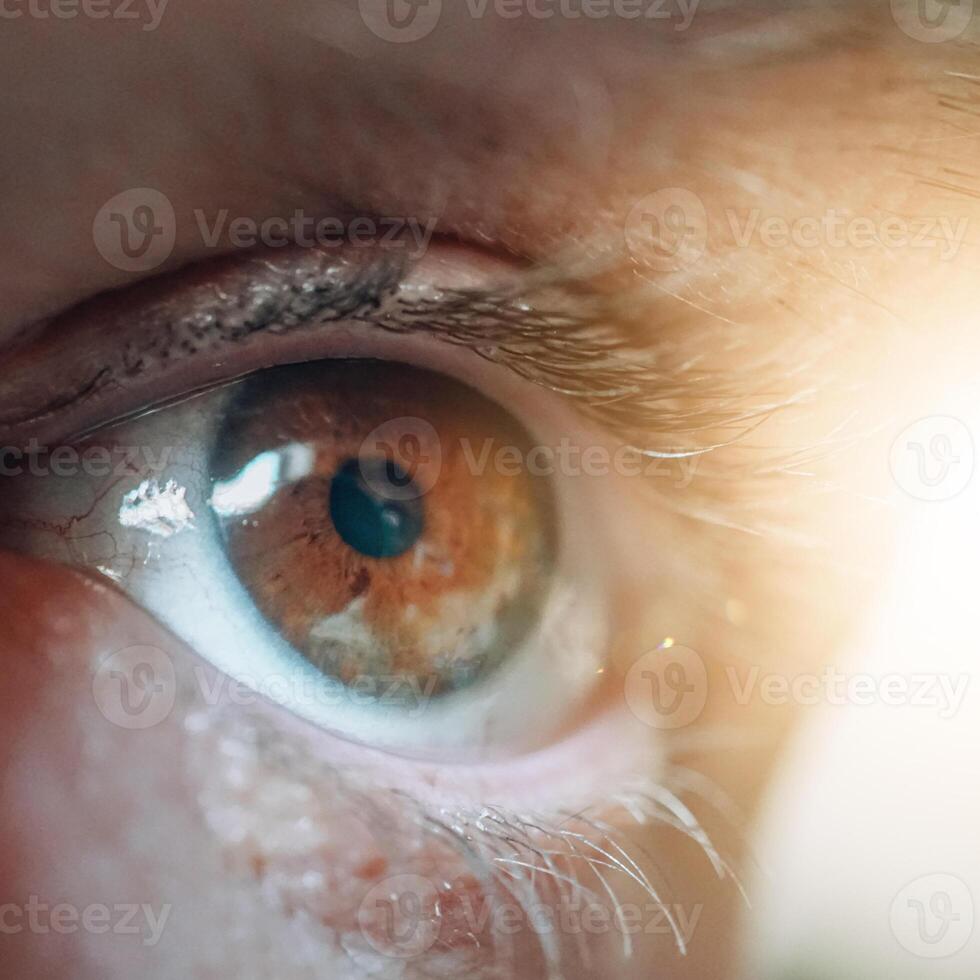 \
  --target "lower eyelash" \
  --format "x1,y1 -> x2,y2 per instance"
183,703 -> 736,980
